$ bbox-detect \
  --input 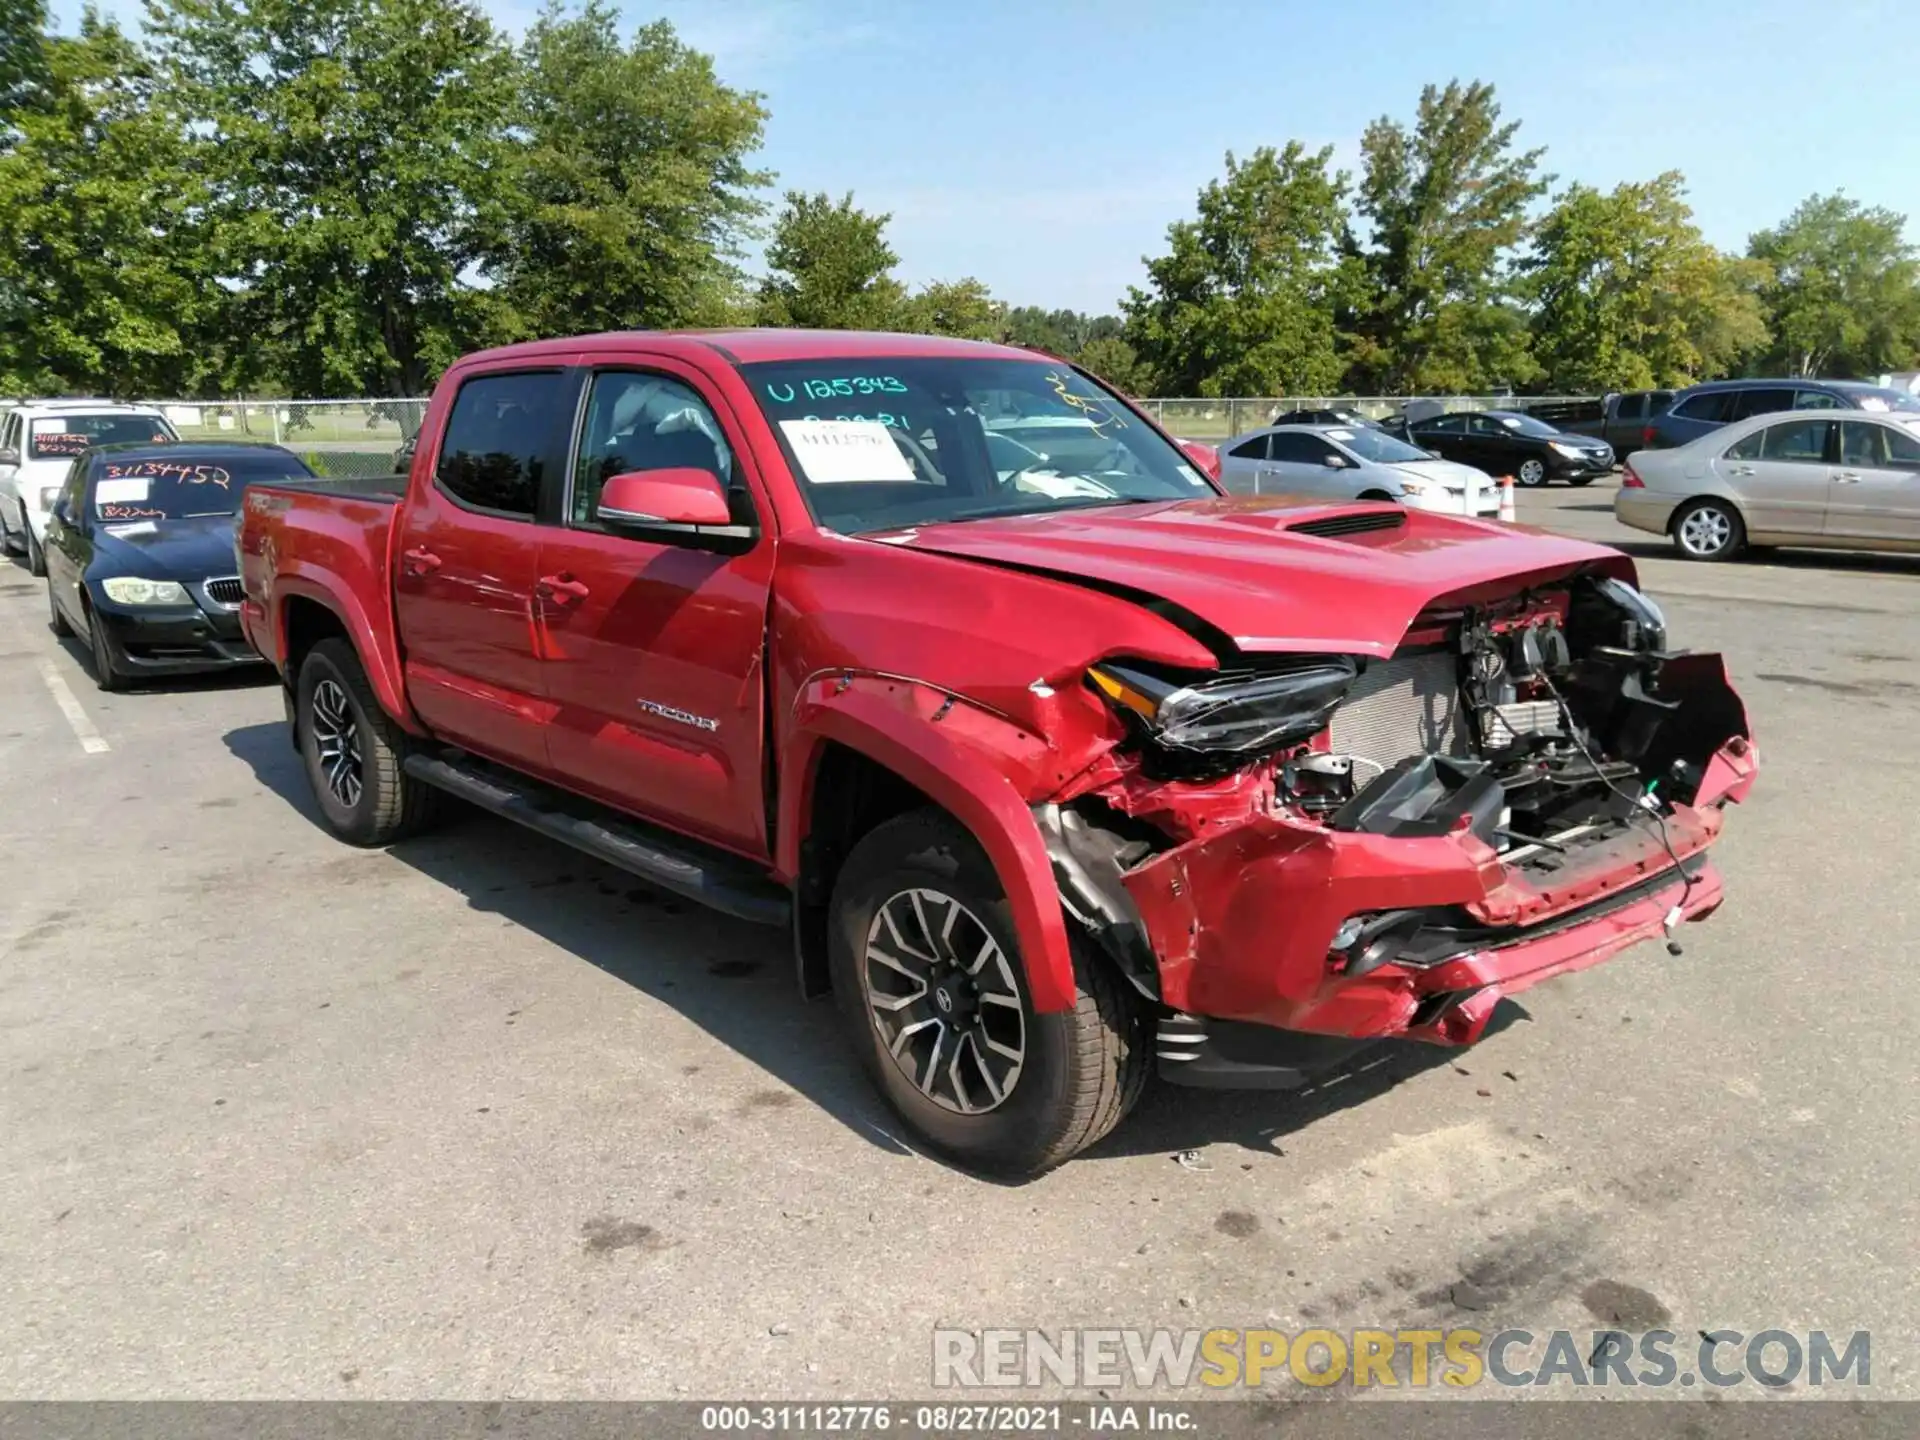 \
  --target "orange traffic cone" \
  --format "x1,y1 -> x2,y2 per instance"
1498,474 -> 1517,523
